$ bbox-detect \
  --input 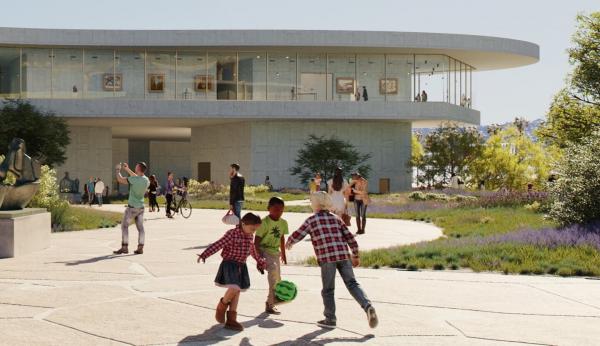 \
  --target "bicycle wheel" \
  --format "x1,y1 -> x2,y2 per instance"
179,199 -> 192,219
